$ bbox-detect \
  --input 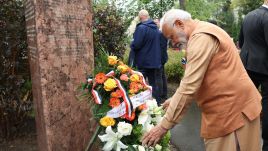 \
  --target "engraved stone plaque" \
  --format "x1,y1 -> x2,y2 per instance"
24,0 -> 96,150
